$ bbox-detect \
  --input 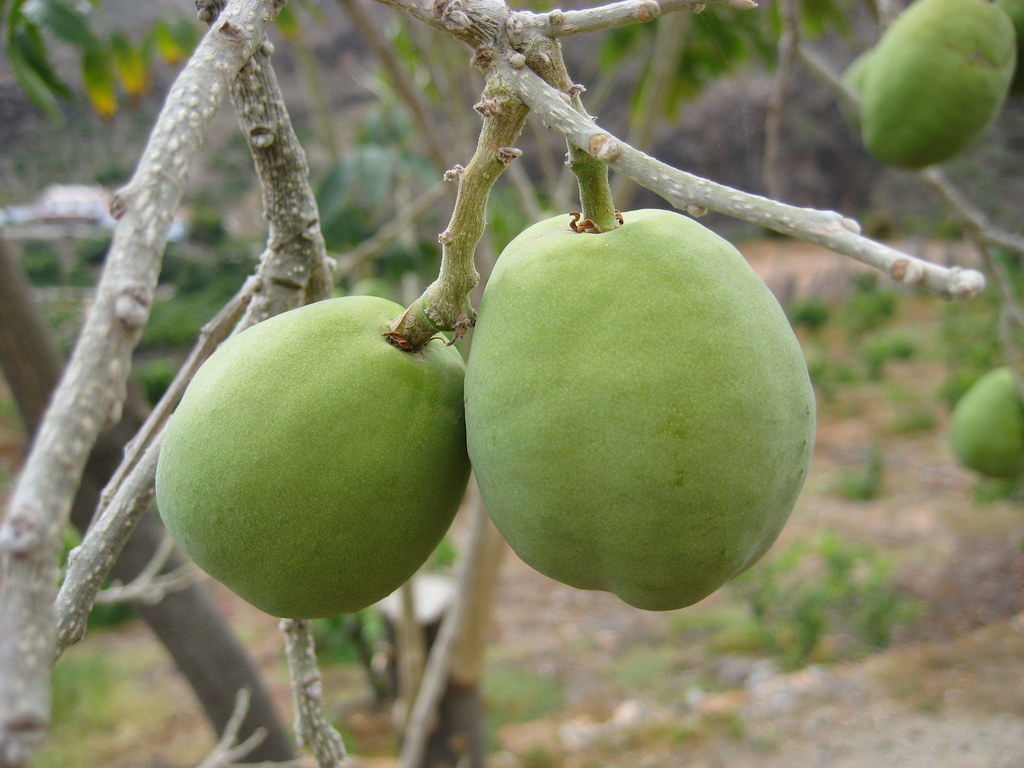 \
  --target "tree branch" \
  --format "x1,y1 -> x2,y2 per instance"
399,482 -> 491,768
0,4 -> 285,765
54,0 -> 335,658
280,620 -> 347,768
511,0 -> 756,38
500,58 -> 986,300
